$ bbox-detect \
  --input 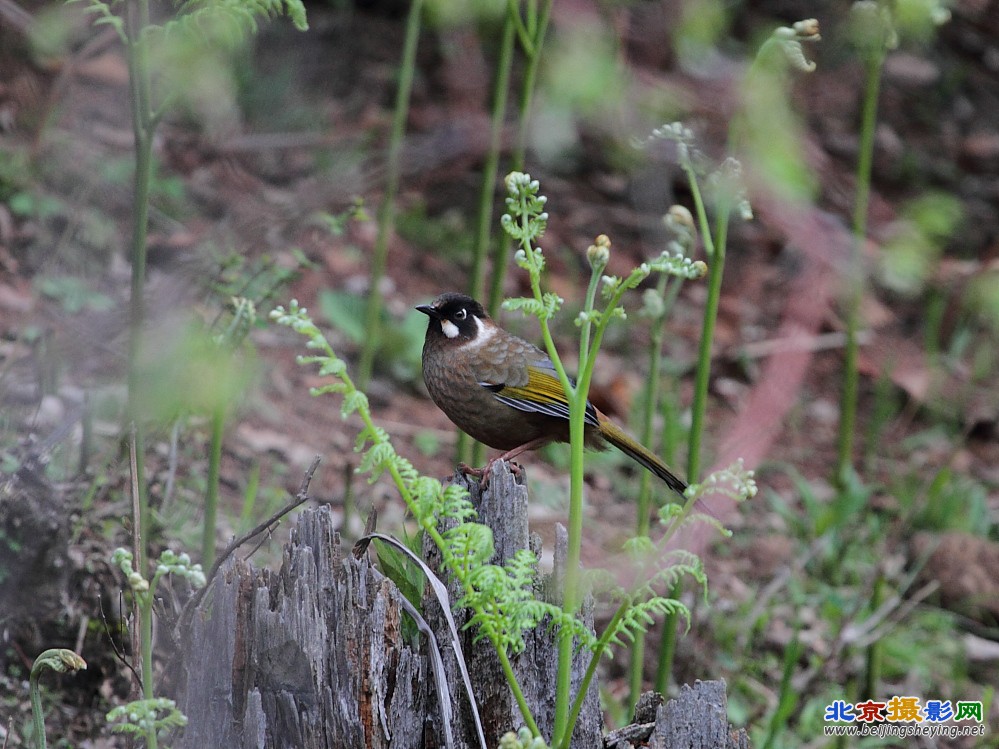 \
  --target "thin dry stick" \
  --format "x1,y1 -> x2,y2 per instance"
793,566 -> 937,696
176,456 -> 321,636
849,581 -> 939,649
736,535 -> 831,654
99,593 -> 143,687
74,614 -> 89,657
